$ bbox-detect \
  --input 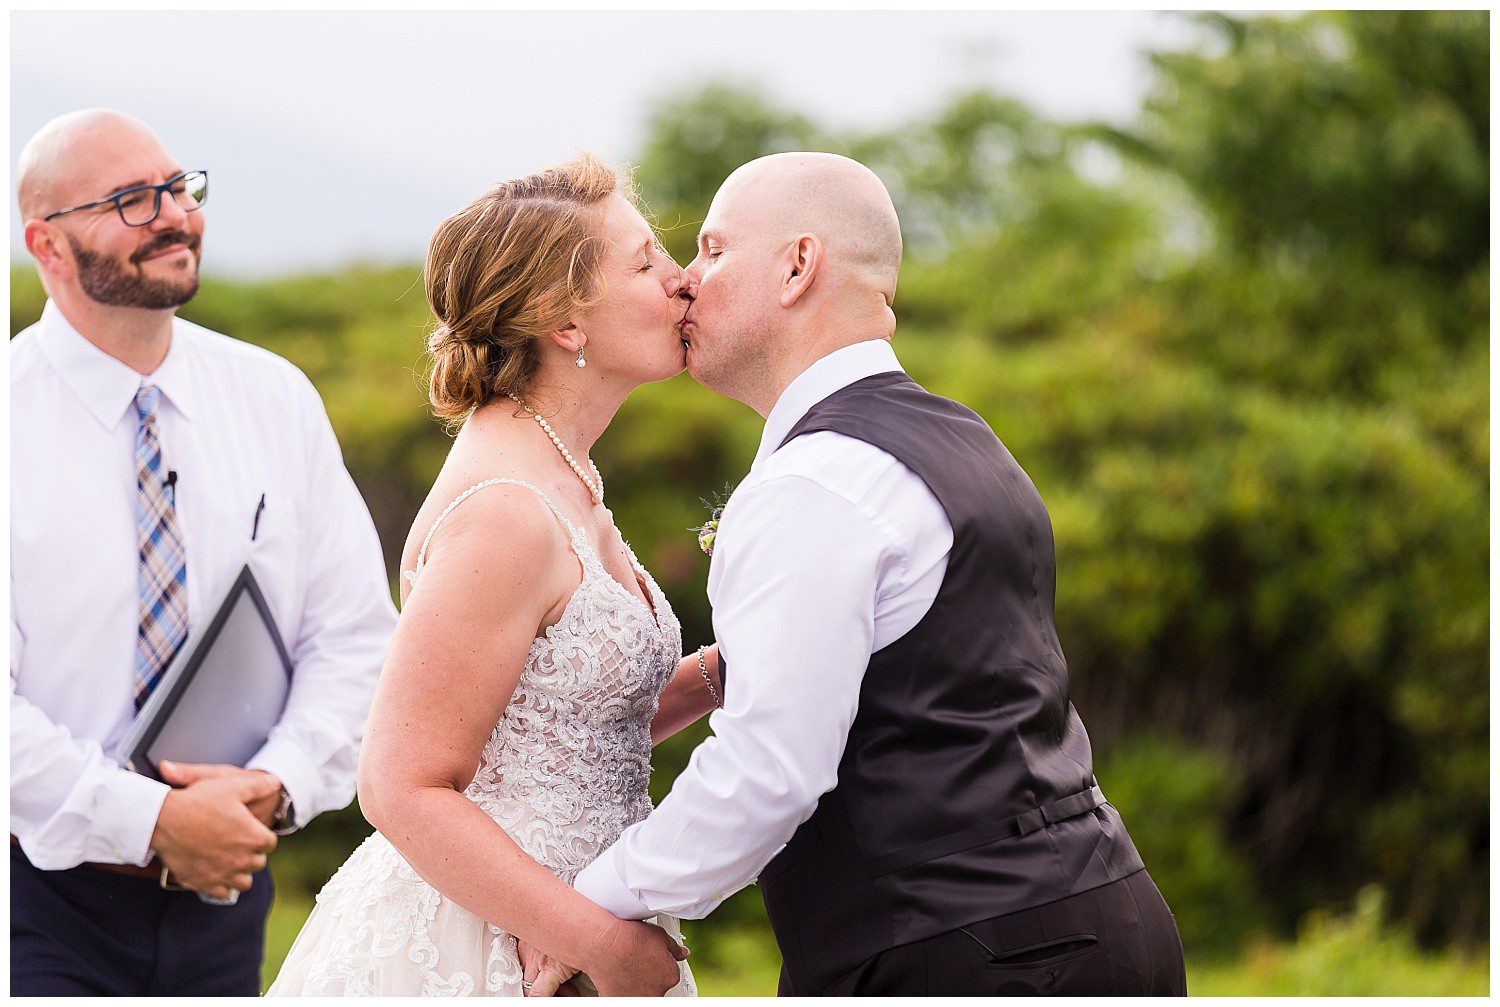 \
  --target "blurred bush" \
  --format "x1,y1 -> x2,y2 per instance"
1188,887 -> 1489,995
1094,736 -> 1265,960
12,8 -> 1487,993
